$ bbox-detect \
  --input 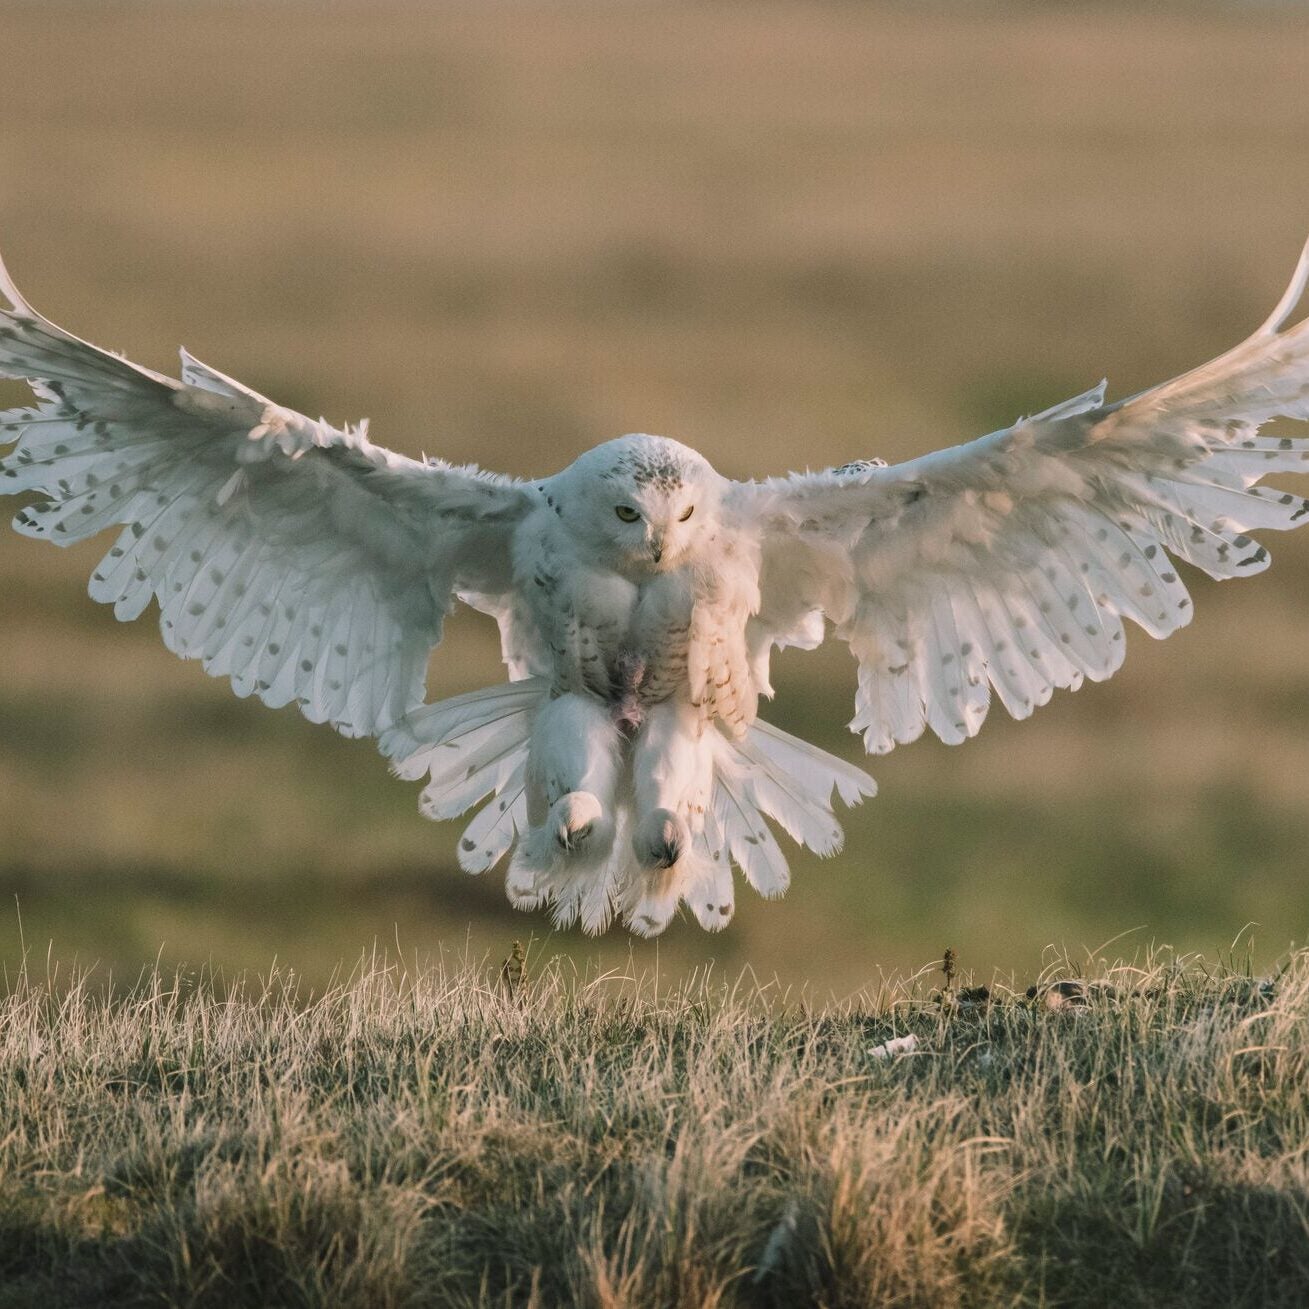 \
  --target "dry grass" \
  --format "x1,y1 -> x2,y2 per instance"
0,946 -> 1306,1306
3,2 -> 1309,986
